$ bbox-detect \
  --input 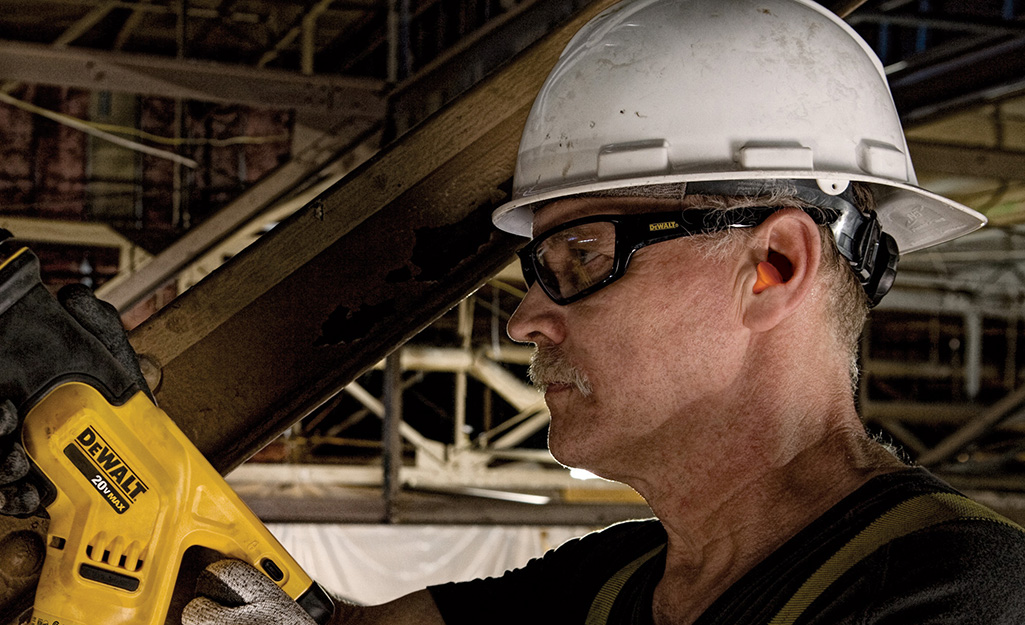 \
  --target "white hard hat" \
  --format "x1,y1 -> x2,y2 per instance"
492,0 -> 985,256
